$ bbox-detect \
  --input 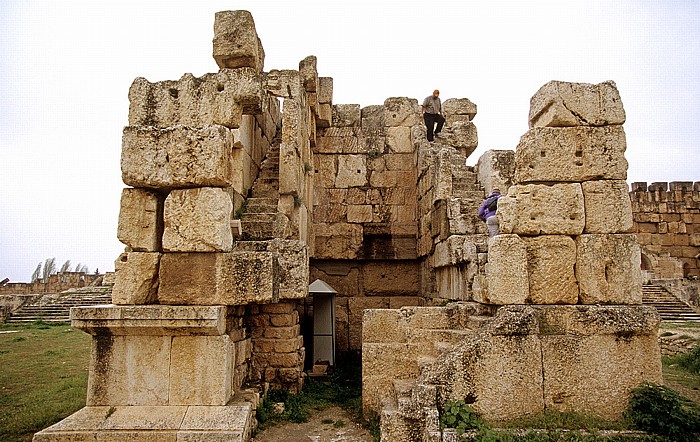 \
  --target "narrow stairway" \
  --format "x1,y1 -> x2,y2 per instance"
239,139 -> 282,240
642,284 -> 700,321
6,286 -> 112,323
